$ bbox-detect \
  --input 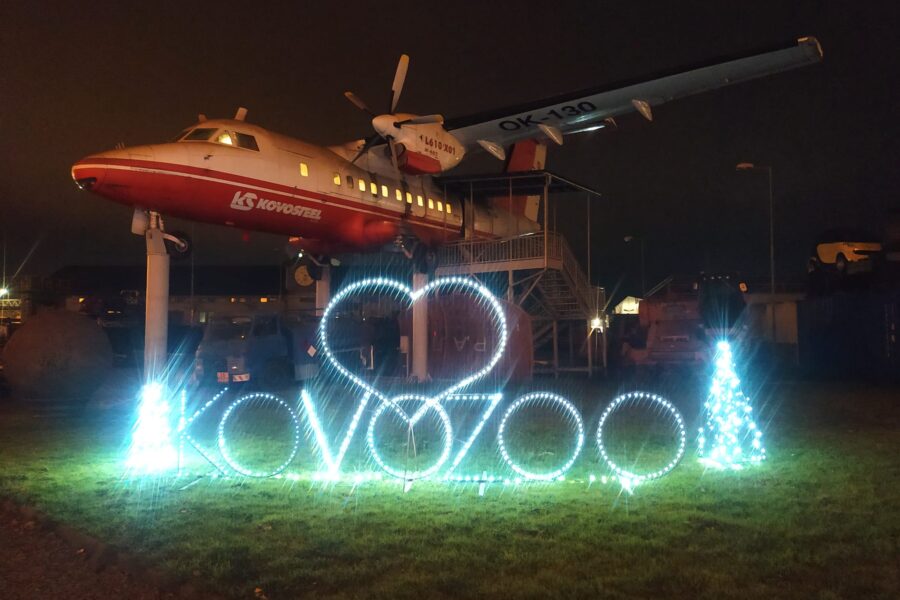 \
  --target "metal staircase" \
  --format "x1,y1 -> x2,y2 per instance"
436,231 -> 605,375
